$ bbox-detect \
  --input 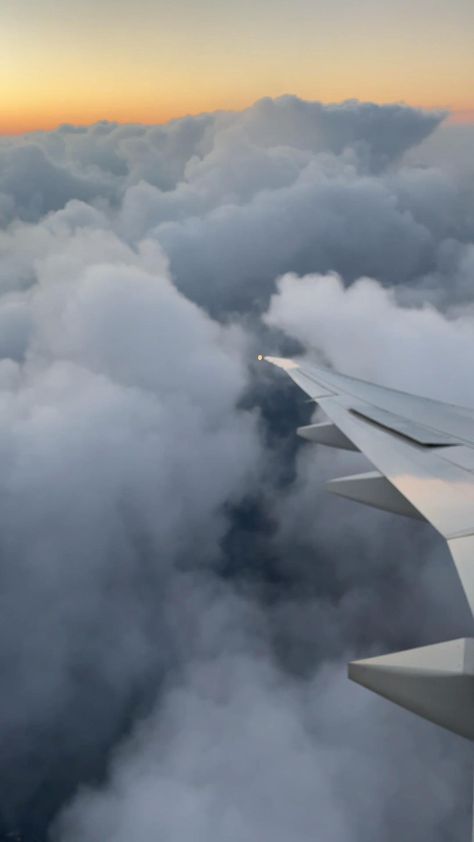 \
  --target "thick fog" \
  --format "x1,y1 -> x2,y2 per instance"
0,97 -> 473,842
